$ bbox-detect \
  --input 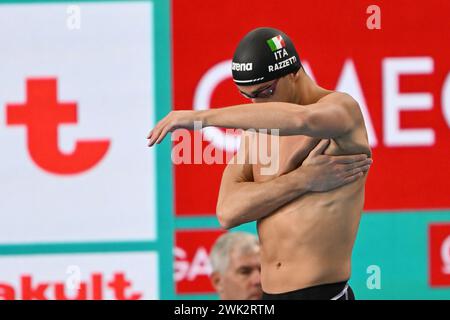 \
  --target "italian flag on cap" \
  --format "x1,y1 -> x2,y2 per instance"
266,35 -> 286,52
